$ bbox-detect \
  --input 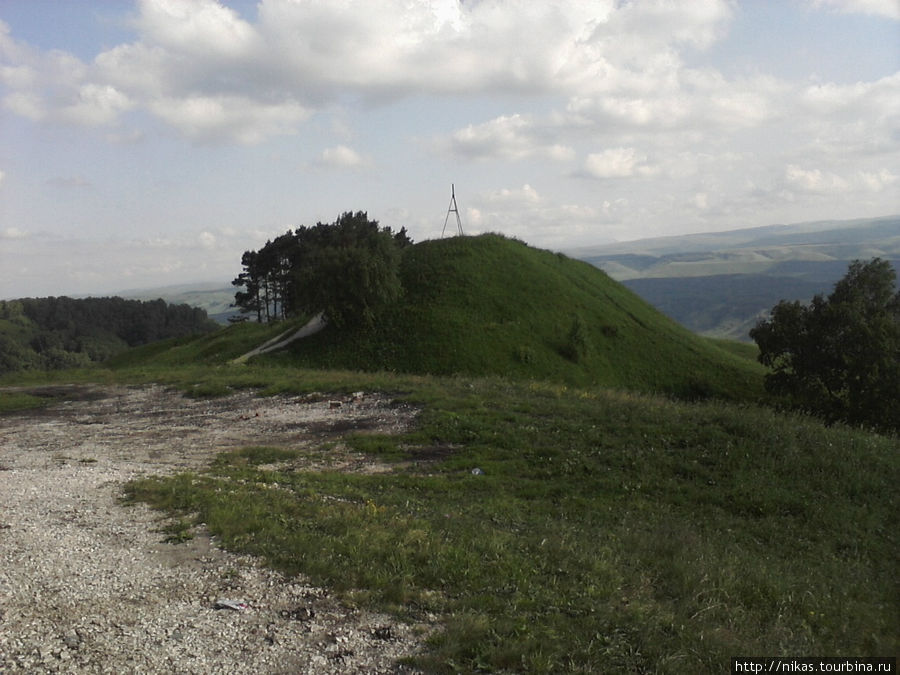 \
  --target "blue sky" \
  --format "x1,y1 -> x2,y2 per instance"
1,0 -> 898,298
